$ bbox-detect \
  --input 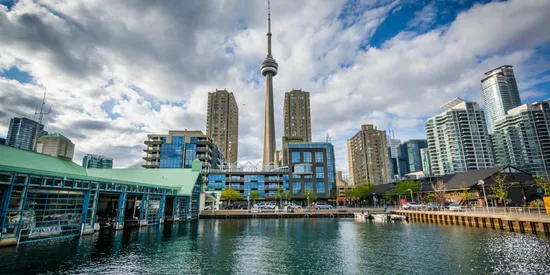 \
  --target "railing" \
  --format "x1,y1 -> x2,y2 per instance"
400,205 -> 549,219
